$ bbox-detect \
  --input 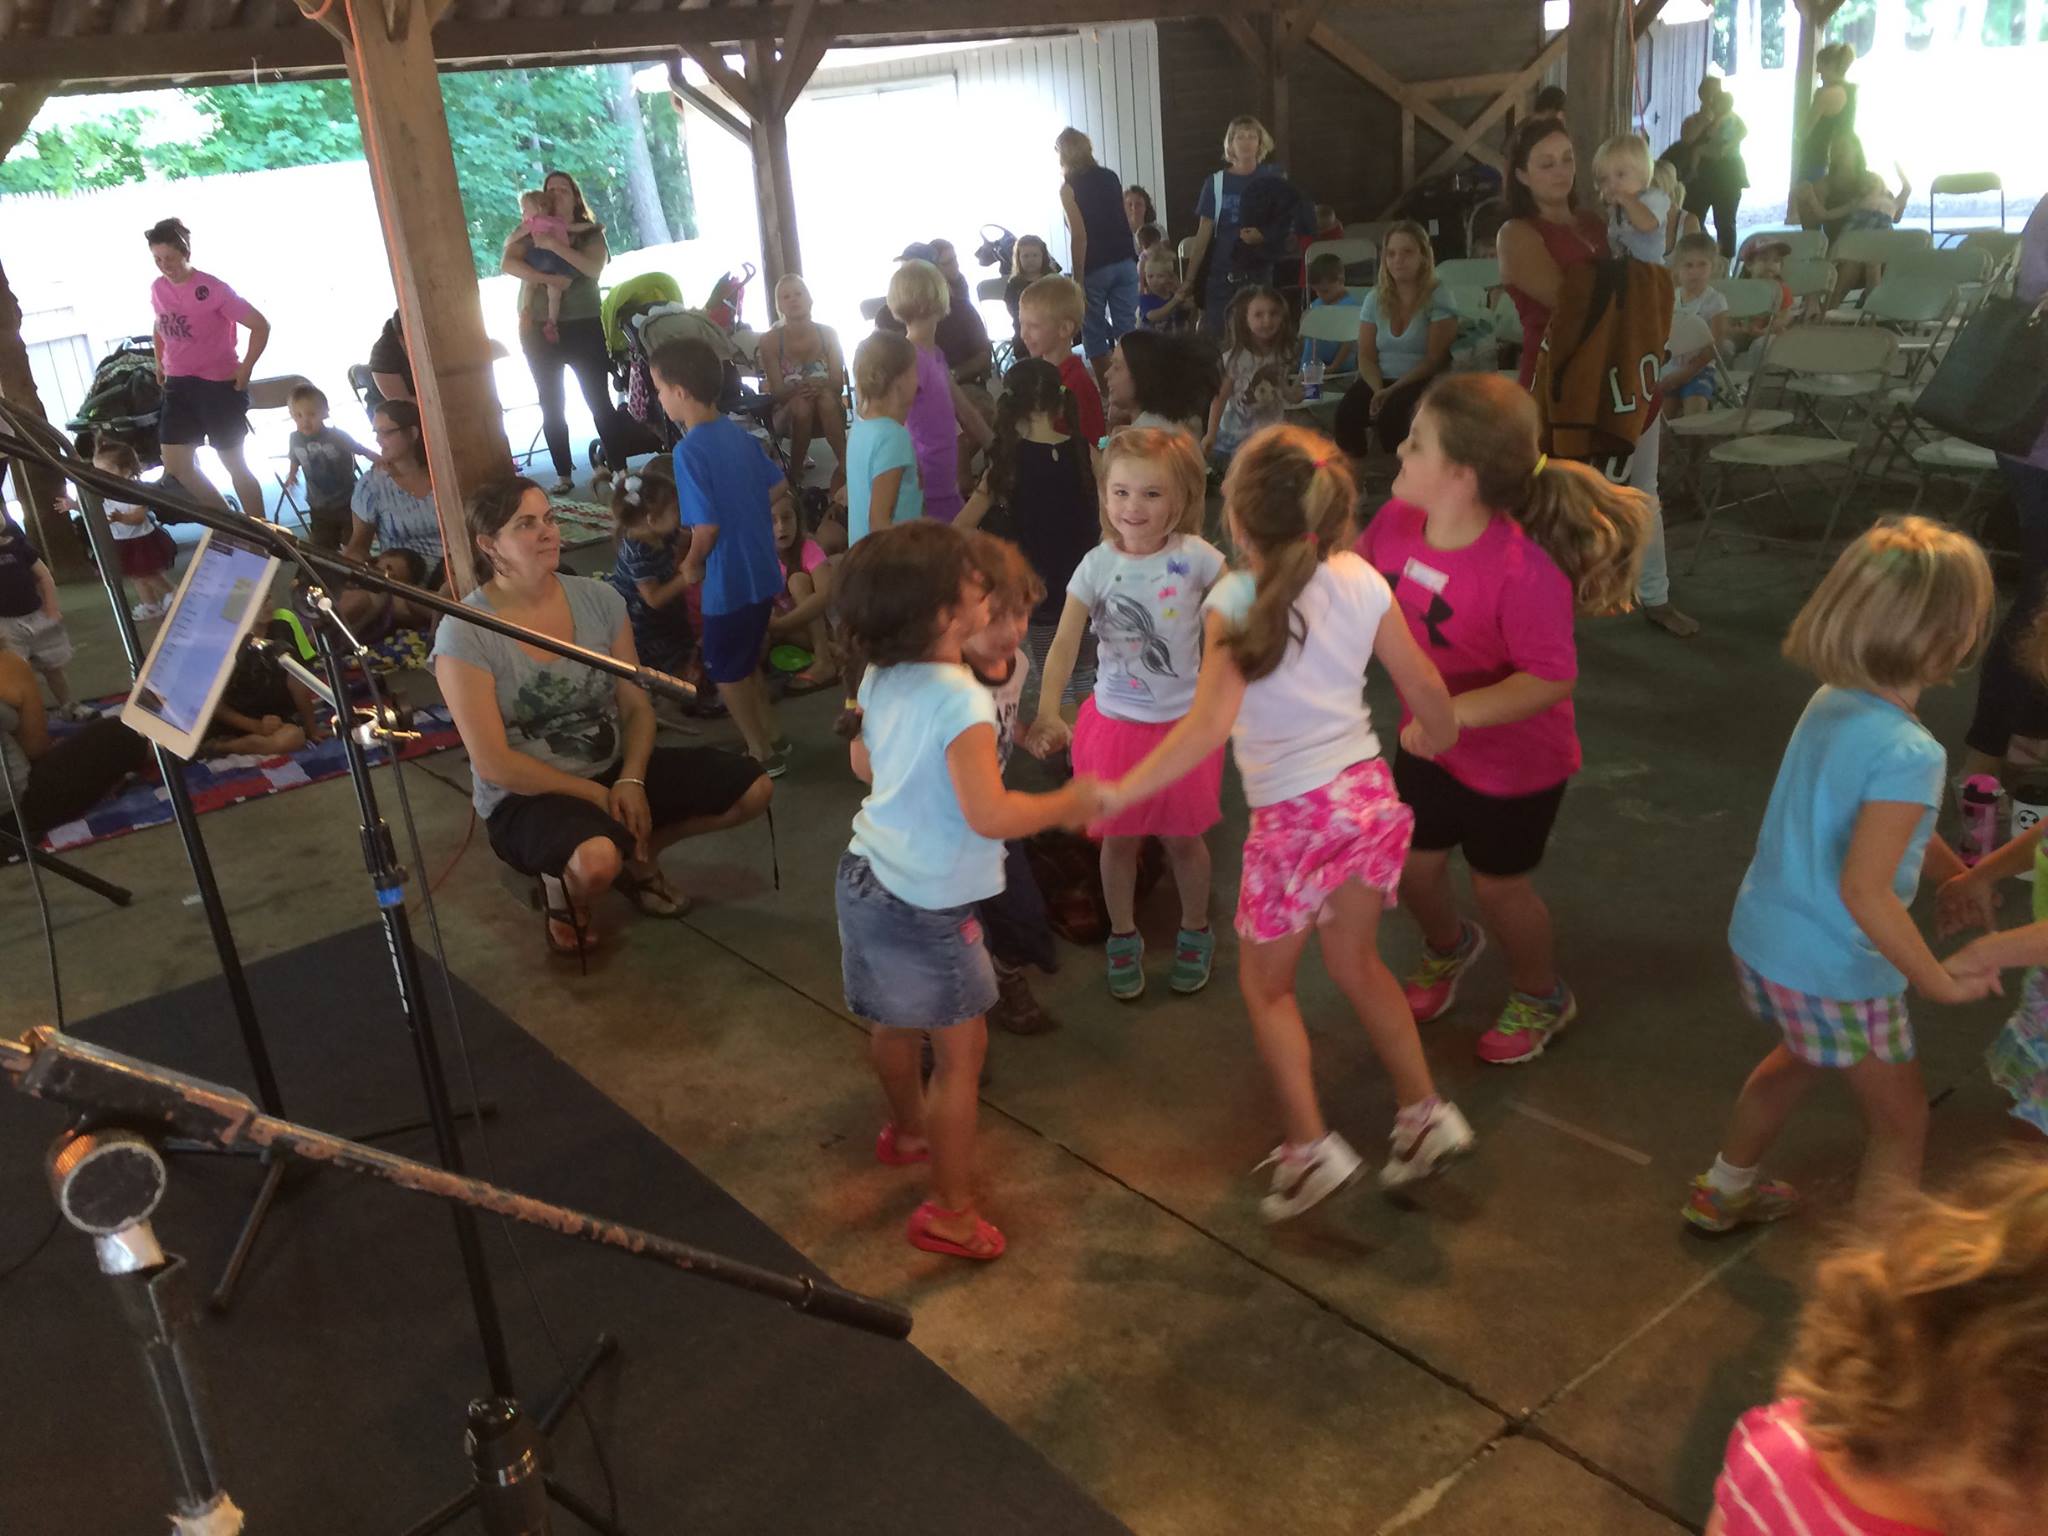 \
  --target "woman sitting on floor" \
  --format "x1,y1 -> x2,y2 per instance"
0,646 -> 153,846
432,477 -> 773,967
